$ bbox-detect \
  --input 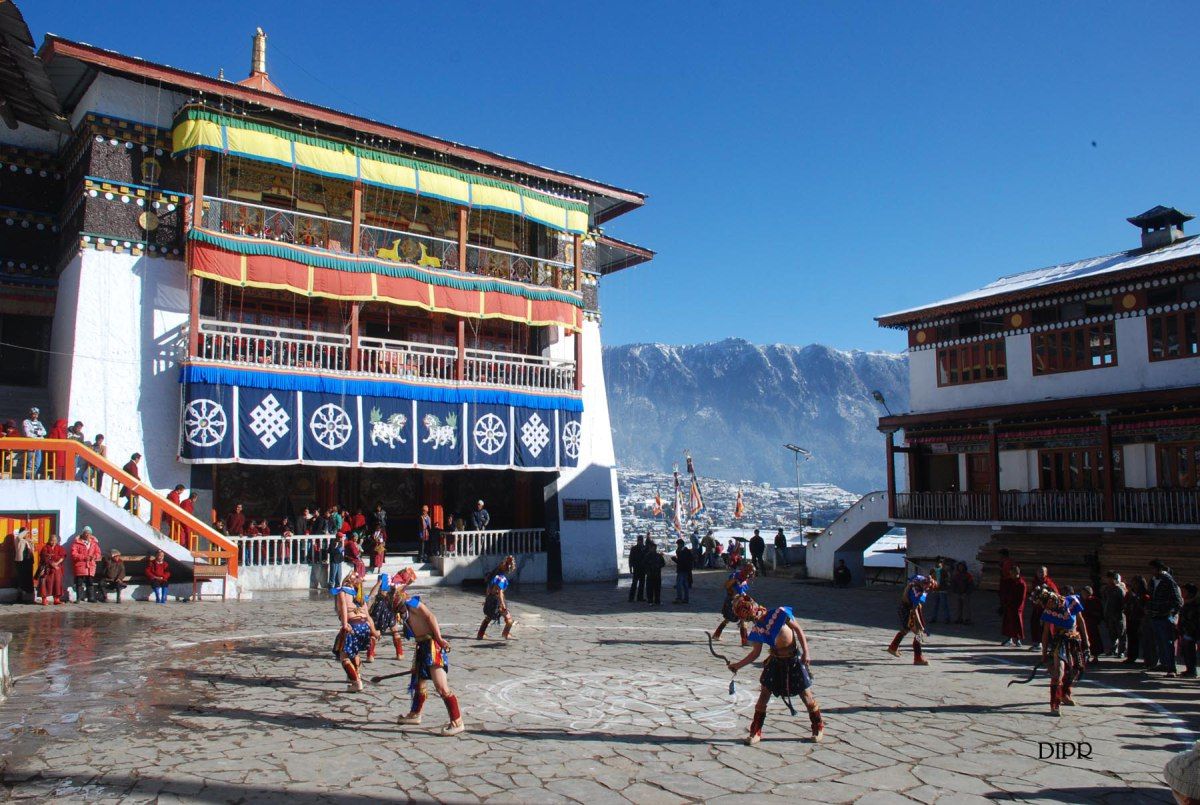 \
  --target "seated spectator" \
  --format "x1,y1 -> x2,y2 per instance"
146,550 -> 170,604
100,550 -> 127,603
833,559 -> 852,588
